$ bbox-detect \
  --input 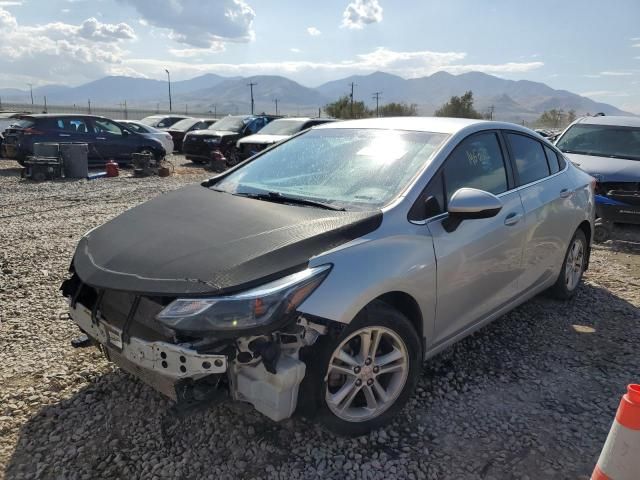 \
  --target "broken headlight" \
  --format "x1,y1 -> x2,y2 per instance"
156,265 -> 330,334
